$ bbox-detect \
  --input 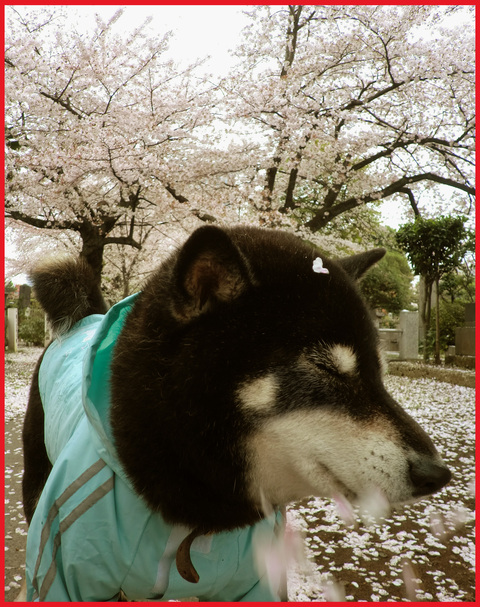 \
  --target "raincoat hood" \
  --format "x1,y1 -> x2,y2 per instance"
82,292 -> 139,479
